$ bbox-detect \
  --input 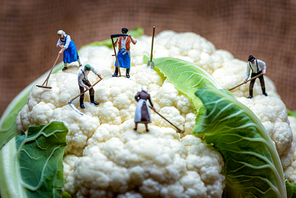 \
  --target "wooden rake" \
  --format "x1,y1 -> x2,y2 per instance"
36,54 -> 60,89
